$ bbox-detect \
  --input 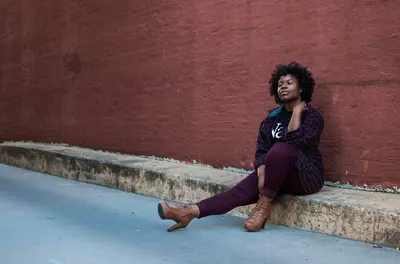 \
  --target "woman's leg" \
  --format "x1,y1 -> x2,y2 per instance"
196,142 -> 306,221
158,142 -> 305,232
158,171 -> 259,232
196,171 -> 259,218
260,142 -> 304,199
244,142 -> 303,231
